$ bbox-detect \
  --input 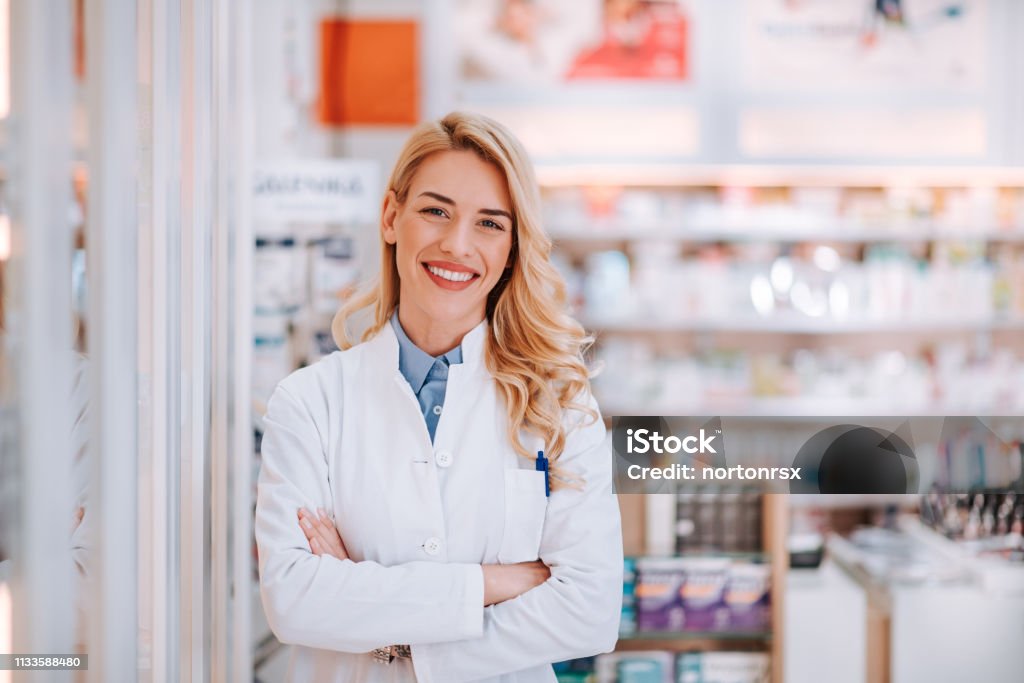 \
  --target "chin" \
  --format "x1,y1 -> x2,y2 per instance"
428,302 -> 486,325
